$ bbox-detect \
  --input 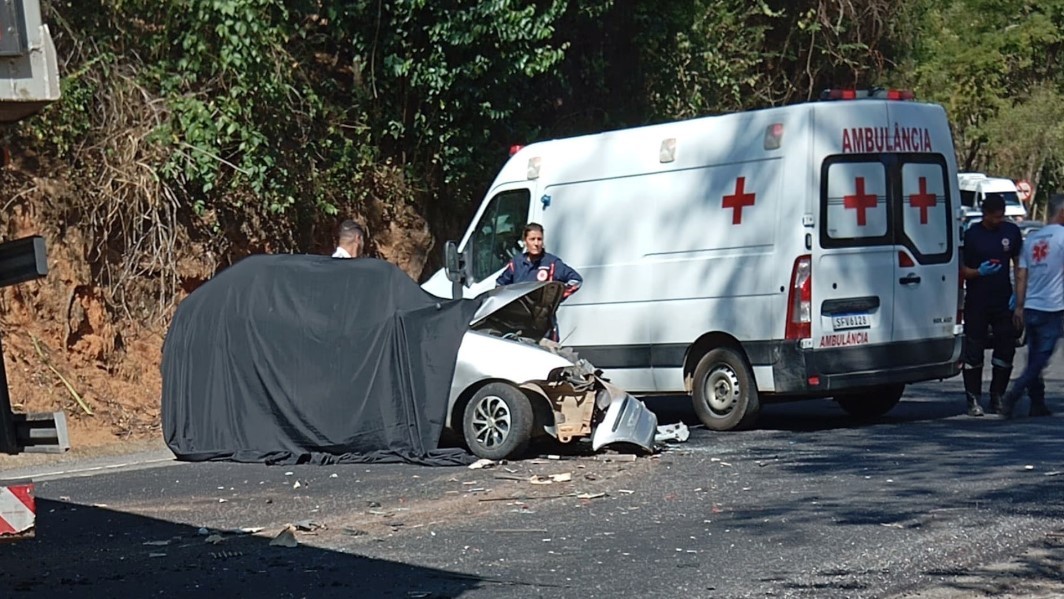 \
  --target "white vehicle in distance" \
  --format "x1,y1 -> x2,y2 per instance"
957,172 -> 1027,223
